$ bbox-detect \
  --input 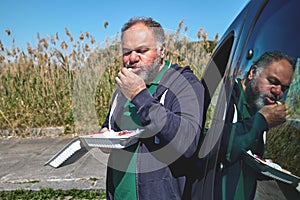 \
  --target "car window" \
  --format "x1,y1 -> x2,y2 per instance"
192,32 -> 235,199
230,0 -> 300,177
264,58 -> 300,176
200,33 -> 234,158
238,0 -> 300,75
201,33 -> 234,126
285,58 -> 300,121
